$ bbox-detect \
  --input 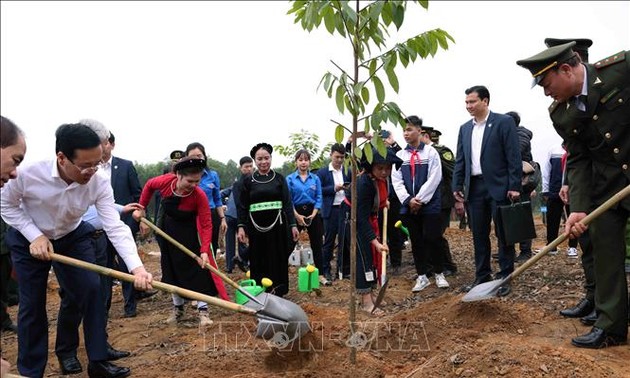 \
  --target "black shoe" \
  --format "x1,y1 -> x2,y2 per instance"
580,309 -> 598,326
515,253 -> 532,263
123,310 -> 136,318
491,253 -> 499,260
234,257 -> 248,273
442,269 -> 456,277
135,290 -> 158,301
324,272 -> 333,282
571,327 -> 627,349
87,361 -> 131,378
496,283 -> 512,297
106,345 -> 131,361
560,298 -> 594,318
1,322 -> 17,333
391,266 -> 402,276
59,356 -> 83,375
462,275 -> 493,293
